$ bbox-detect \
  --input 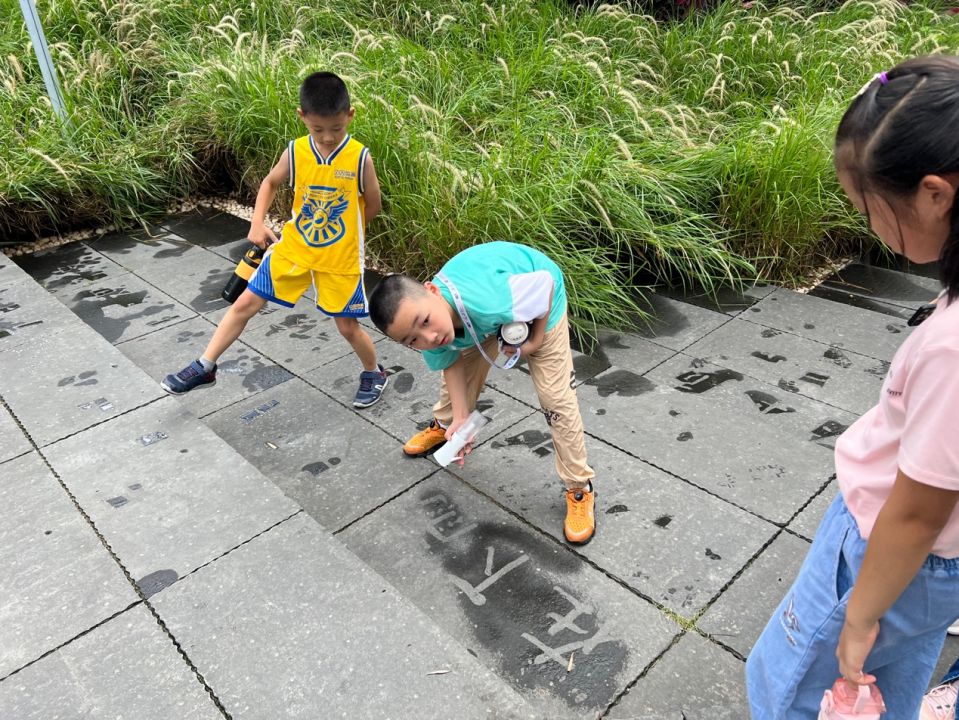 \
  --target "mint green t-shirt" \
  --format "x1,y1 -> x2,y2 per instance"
422,241 -> 566,371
